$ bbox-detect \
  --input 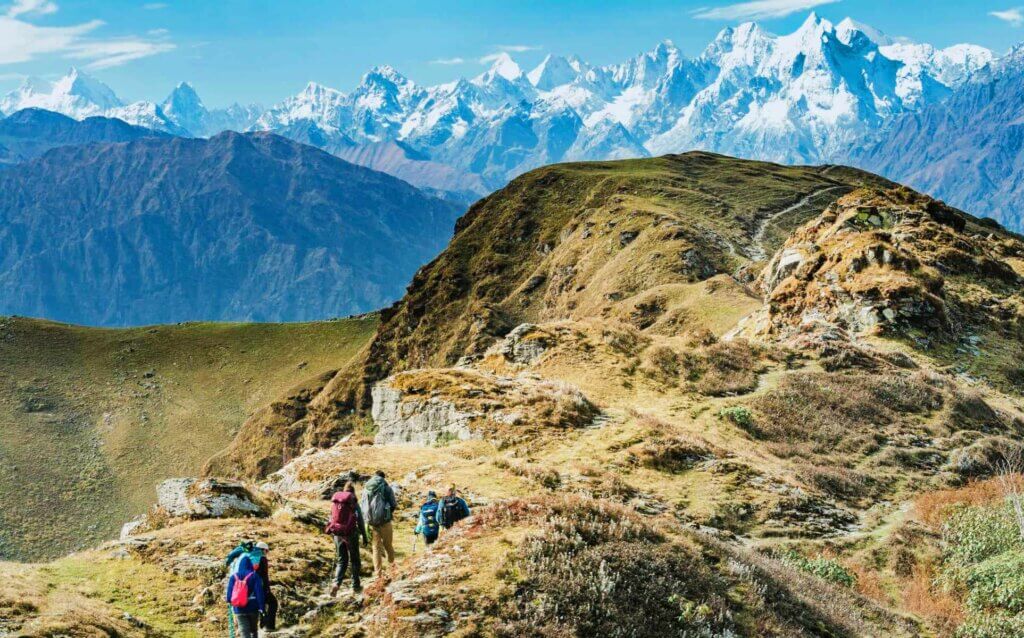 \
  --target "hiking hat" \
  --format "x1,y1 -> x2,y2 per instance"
427,490 -> 437,499
256,541 -> 269,551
